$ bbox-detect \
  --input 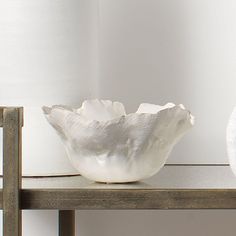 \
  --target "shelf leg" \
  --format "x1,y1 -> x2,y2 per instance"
59,210 -> 75,236
3,108 -> 23,236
